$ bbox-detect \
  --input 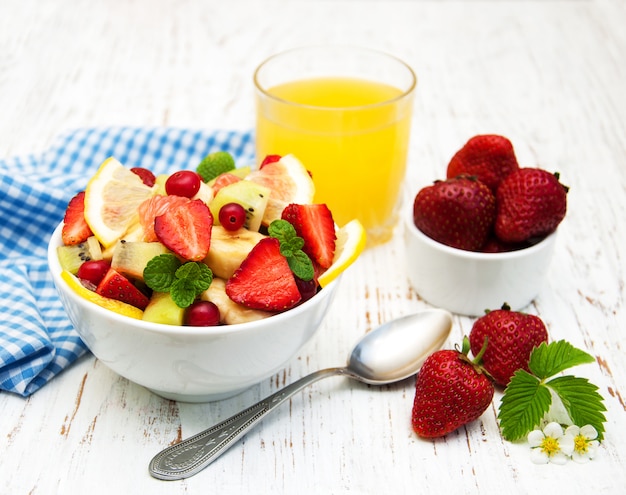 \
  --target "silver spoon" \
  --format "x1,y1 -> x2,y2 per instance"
149,309 -> 453,480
